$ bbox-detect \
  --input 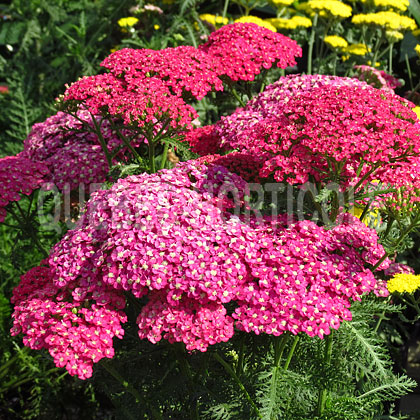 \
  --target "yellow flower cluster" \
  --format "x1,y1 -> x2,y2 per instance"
385,30 -> 404,42
118,17 -> 139,28
352,11 -> 417,32
350,205 -> 380,227
266,16 -> 312,30
414,107 -> 420,120
269,0 -> 294,6
344,43 -> 370,55
234,16 -> 277,32
415,44 -> 420,57
360,0 -> 409,12
324,35 -> 348,49
304,0 -> 352,19
199,14 -> 229,27
387,273 -> 420,294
